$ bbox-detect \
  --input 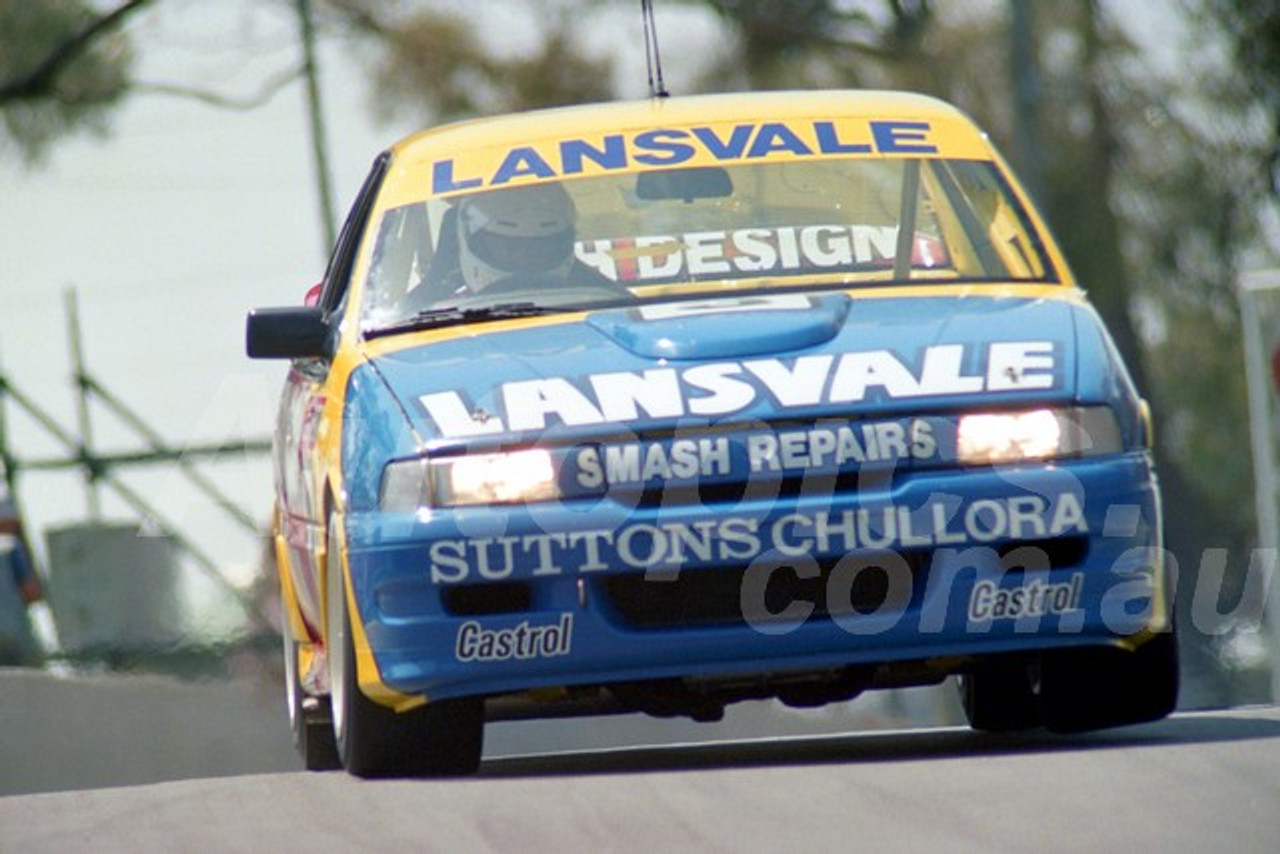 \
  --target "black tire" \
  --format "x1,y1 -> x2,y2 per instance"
1038,627 -> 1180,734
283,628 -> 342,771
959,657 -> 1042,733
326,514 -> 484,778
